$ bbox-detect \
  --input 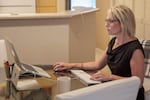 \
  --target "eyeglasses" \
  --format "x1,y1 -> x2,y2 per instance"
105,19 -> 119,23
